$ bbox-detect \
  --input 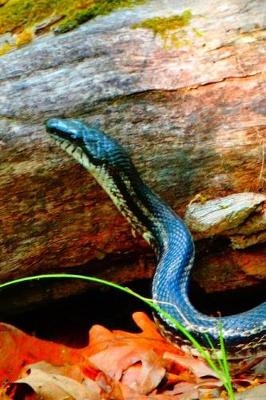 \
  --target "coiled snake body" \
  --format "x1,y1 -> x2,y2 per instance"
46,118 -> 266,357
